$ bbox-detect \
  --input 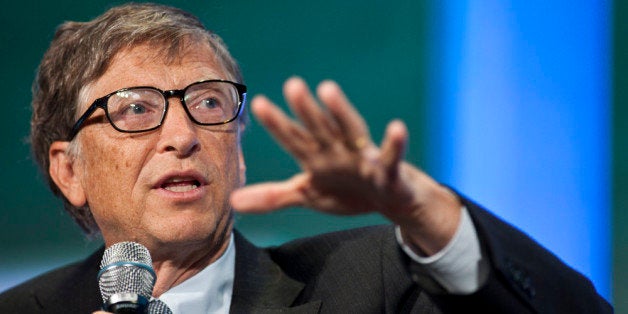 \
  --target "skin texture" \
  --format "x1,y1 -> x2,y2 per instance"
49,39 -> 462,310
49,42 -> 245,296
232,78 -> 462,255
